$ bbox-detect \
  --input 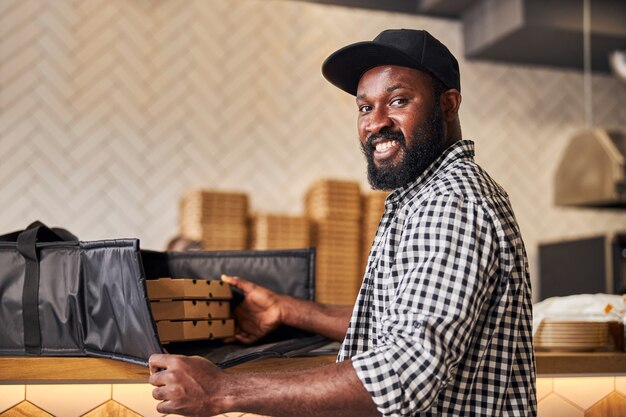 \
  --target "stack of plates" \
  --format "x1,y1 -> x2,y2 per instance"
179,189 -> 249,251
535,320 -> 609,352
360,191 -> 388,276
305,179 -> 362,305
146,277 -> 234,343
250,214 -> 310,250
